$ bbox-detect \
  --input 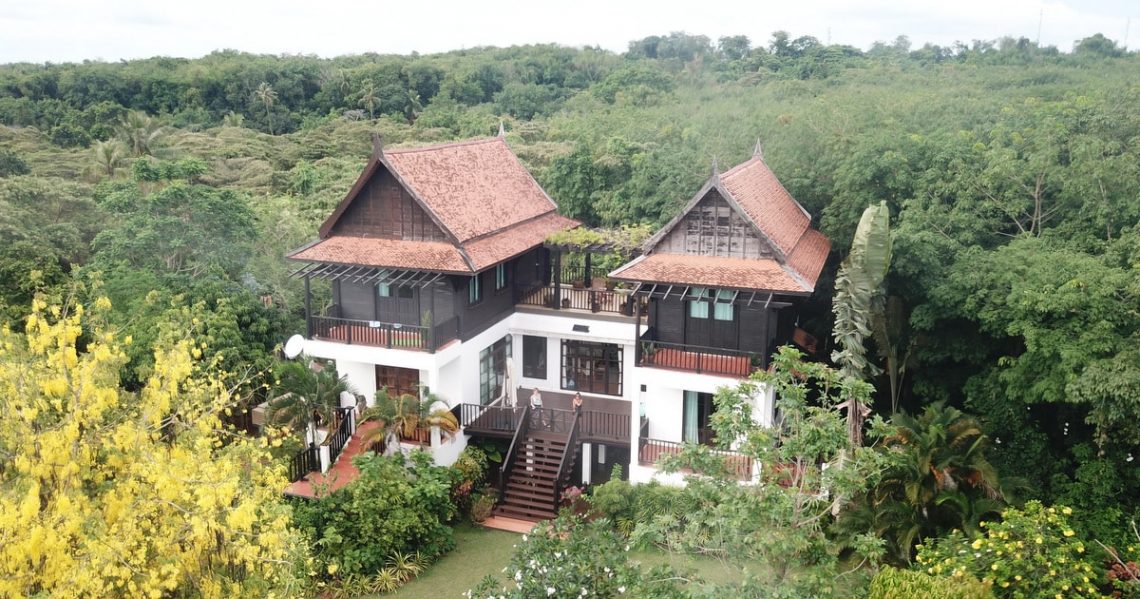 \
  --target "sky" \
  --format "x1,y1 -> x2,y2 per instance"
0,0 -> 1135,63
